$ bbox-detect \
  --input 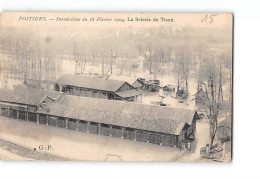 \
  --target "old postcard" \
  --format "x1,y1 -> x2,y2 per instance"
0,12 -> 233,162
